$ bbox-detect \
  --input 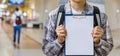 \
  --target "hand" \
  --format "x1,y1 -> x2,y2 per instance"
55,25 -> 67,44
91,26 -> 104,44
